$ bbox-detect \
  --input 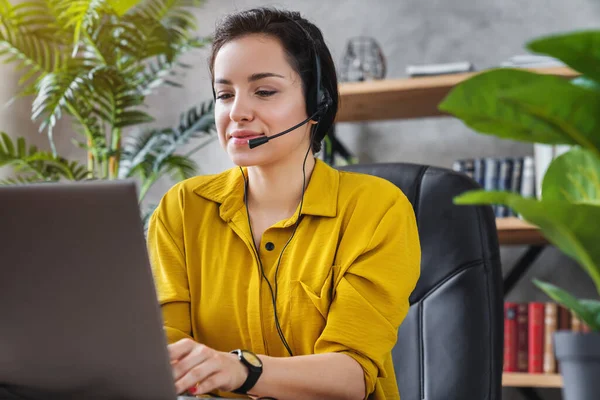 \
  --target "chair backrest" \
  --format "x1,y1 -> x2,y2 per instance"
339,163 -> 503,400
